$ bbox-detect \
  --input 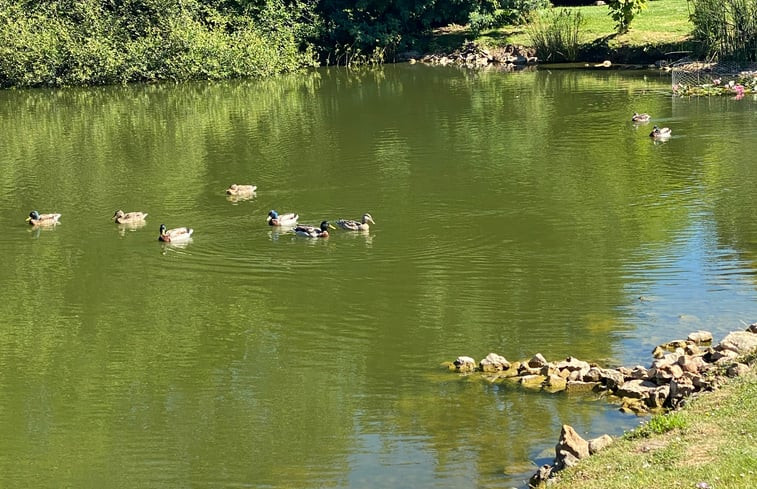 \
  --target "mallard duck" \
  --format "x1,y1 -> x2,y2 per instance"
226,184 -> 257,196
267,210 -> 298,226
632,112 -> 651,123
294,221 -> 335,238
336,213 -> 375,231
26,210 -> 61,226
158,224 -> 193,243
113,210 -> 148,224
650,125 -> 672,139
